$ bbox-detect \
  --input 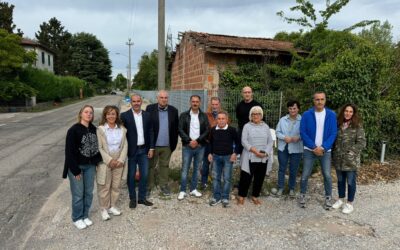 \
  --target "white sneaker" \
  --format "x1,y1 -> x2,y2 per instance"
189,189 -> 202,197
342,203 -> 354,214
177,191 -> 186,200
83,218 -> 93,226
101,209 -> 111,221
108,207 -> 122,216
73,219 -> 87,230
332,199 -> 344,209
